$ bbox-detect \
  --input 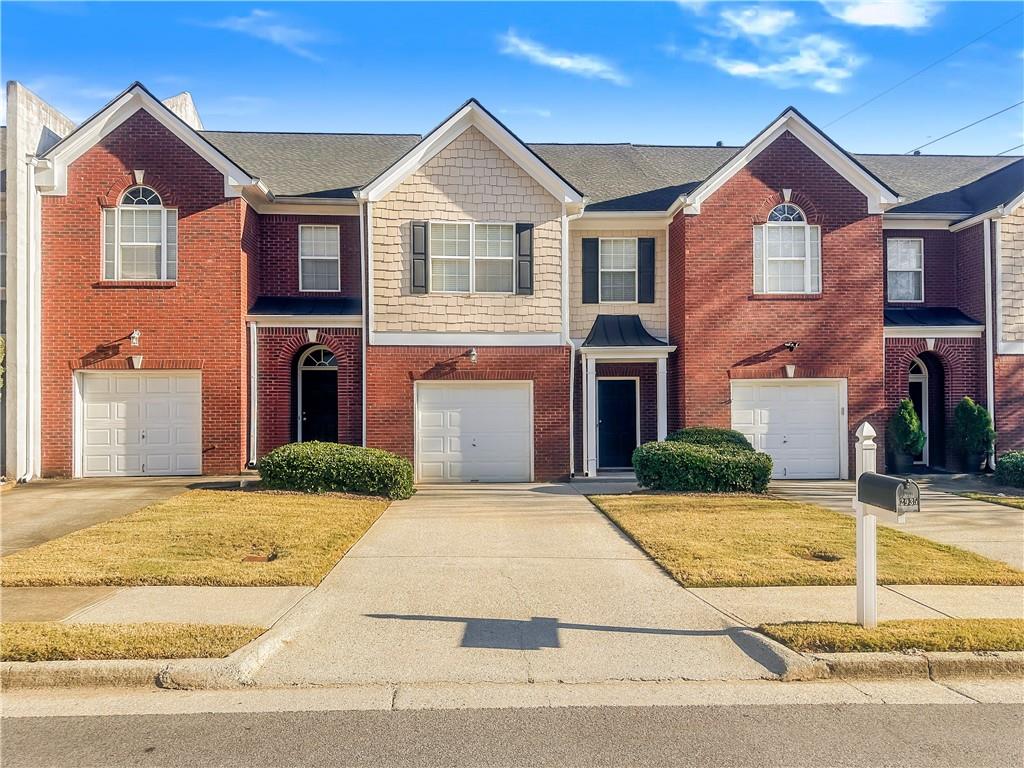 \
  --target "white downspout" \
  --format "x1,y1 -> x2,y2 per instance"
359,199 -> 369,447
20,156 -> 40,481
564,204 -> 586,477
983,219 -> 996,469
247,321 -> 258,467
